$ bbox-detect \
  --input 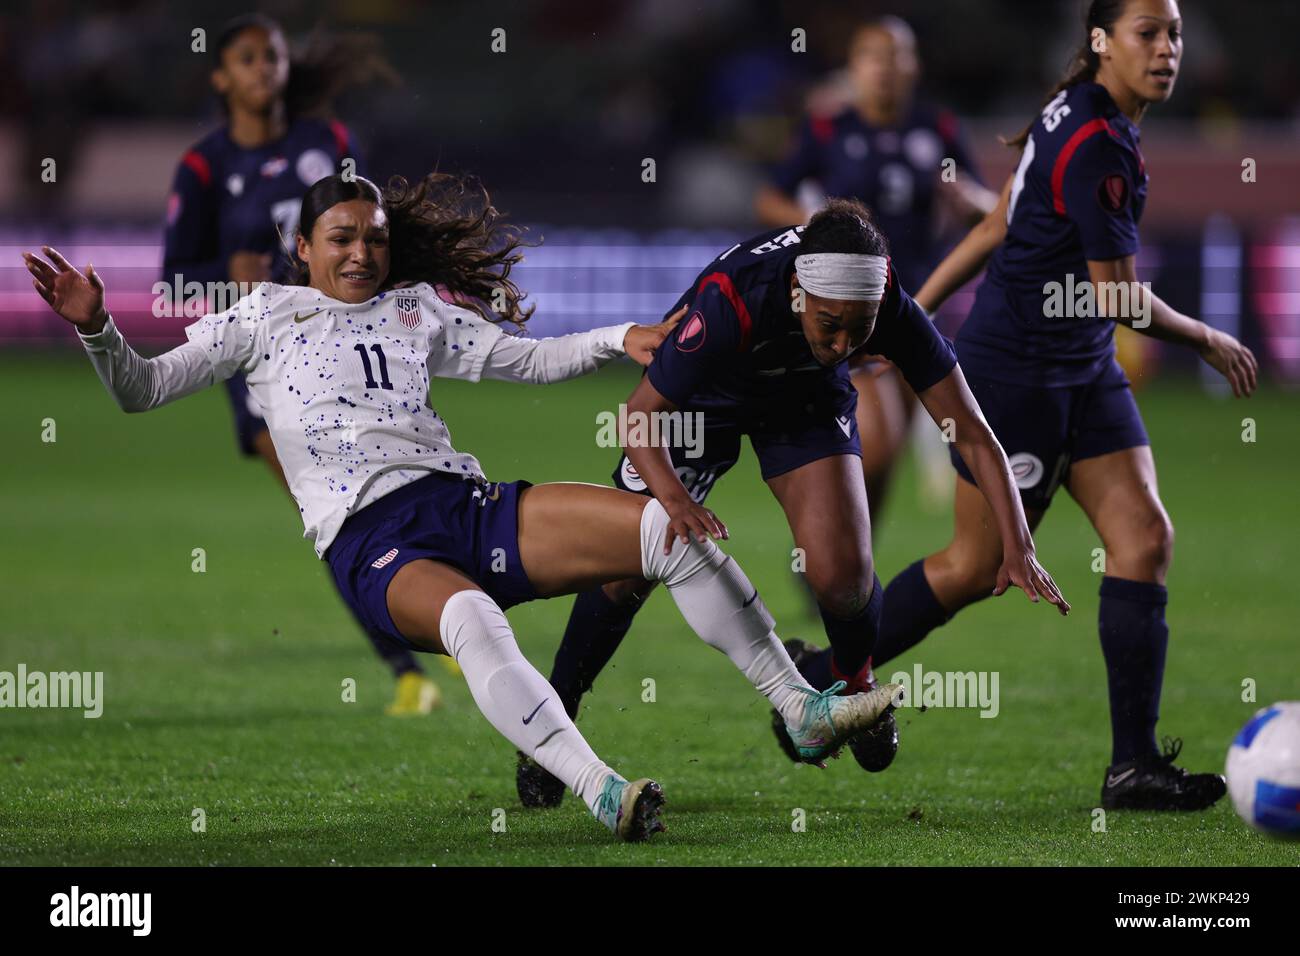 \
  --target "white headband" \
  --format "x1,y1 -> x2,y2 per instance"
794,253 -> 889,301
